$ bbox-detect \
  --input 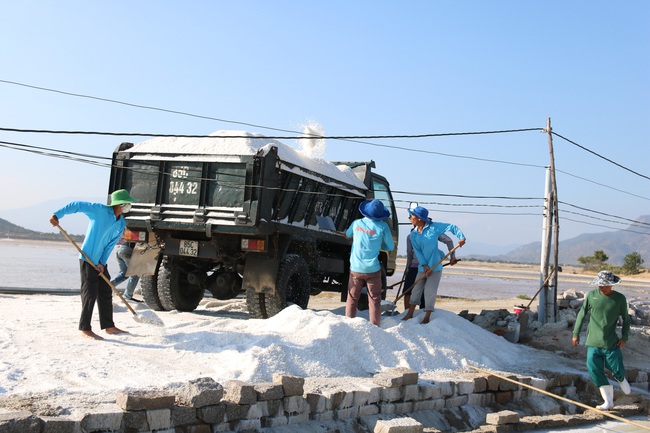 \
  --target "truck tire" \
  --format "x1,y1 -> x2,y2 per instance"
157,258 -> 204,312
140,257 -> 164,311
246,254 -> 311,319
